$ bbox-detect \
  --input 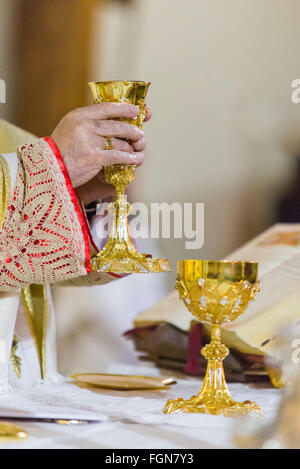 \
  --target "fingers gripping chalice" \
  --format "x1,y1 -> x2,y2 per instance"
164,260 -> 262,417
88,81 -> 170,274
